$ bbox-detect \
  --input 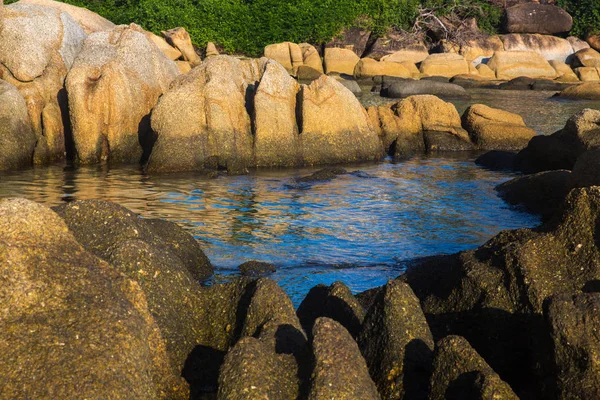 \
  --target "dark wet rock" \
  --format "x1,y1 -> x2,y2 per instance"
53,200 -> 213,384
309,318 -> 380,400
338,78 -> 362,95
297,65 -> 323,81
505,3 -> 573,34
450,76 -> 500,89
515,108 -> 600,173
217,337 -> 298,400
357,280 -> 434,400
498,76 -> 569,91
545,292 -> 600,400
429,336 -> 518,400
355,286 -> 382,312
421,75 -> 451,83
325,26 -> 372,57
400,187 -> 600,397
0,198 -> 186,399
296,167 -> 348,183
497,170 -> 571,219
384,80 -> 470,99
297,282 -> 366,338
238,261 -> 277,277
373,75 -> 412,85
570,149 -> 600,189
475,150 -> 517,171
